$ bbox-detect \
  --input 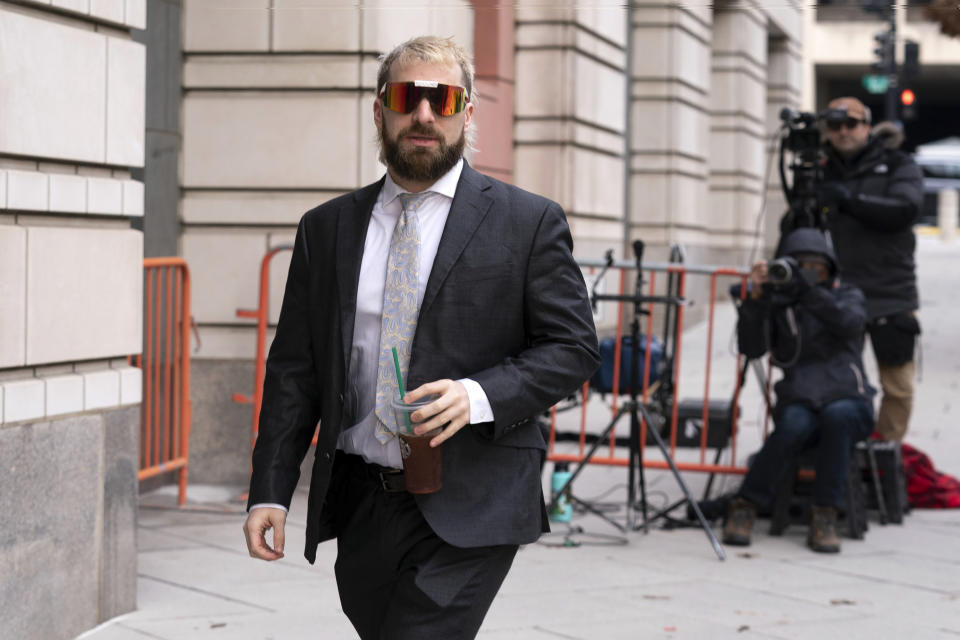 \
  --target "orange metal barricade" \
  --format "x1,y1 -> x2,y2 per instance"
232,245 -> 321,451
137,258 -> 193,506
548,260 -> 753,478
234,246 -> 755,484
